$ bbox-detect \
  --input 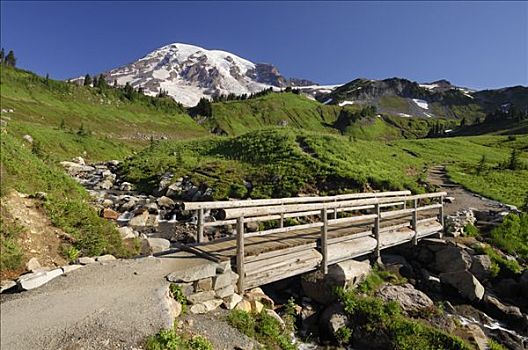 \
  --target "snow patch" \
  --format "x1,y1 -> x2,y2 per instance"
412,99 -> 429,109
338,101 -> 355,107
419,83 -> 439,90
398,113 -> 412,118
